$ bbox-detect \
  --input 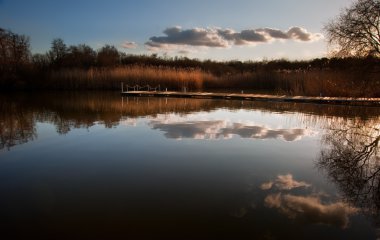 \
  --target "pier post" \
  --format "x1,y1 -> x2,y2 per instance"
121,82 -> 123,92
